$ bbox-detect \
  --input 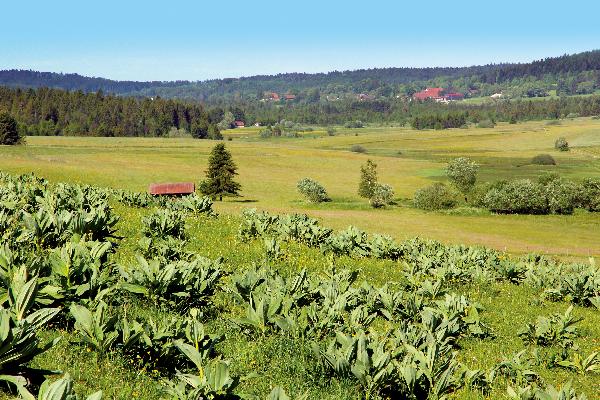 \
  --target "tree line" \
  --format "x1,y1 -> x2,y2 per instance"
0,87 -> 221,138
